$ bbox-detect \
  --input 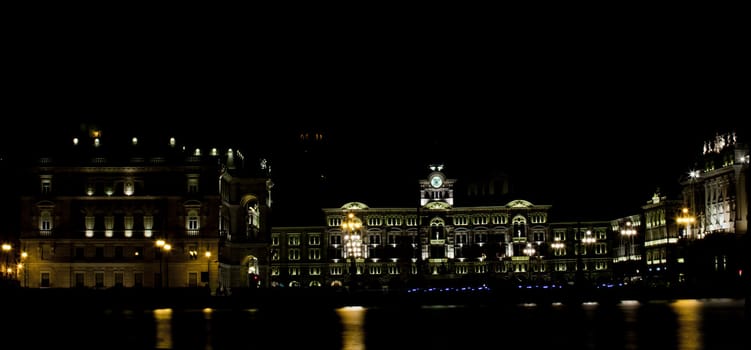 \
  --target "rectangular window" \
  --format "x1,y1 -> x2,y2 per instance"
114,272 -> 124,287
271,235 -> 280,246
330,266 -> 343,276
288,235 -> 301,246
308,235 -> 320,246
75,272 -> 85,288
554,230 -> 566,241
406,217 -> 417,226
289,248 -> 301,260
595,243 -> 607,255
41,179 -> 52,194
329,217 -> 342,227
596,230 -> 607,240
188,272 -> 198,287
95,272 -> 104,289
134,272 -> 143,287
554,247 -> 567,256
105,216 -> 114,237
309,248 -> 321,261
472,216 -> 488,225
188,215 -> 199,230
188,178 -> 199,193
41,214 -> 52,231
